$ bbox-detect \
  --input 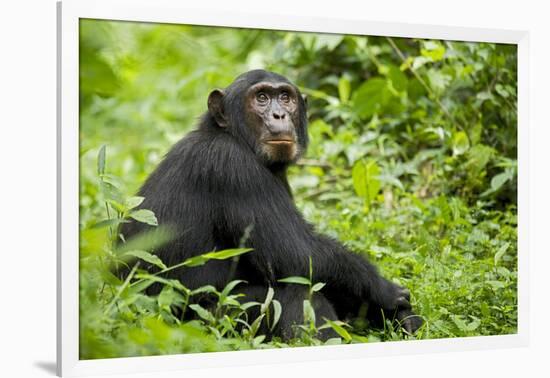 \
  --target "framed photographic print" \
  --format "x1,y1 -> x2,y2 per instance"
57,0 -> 529,376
